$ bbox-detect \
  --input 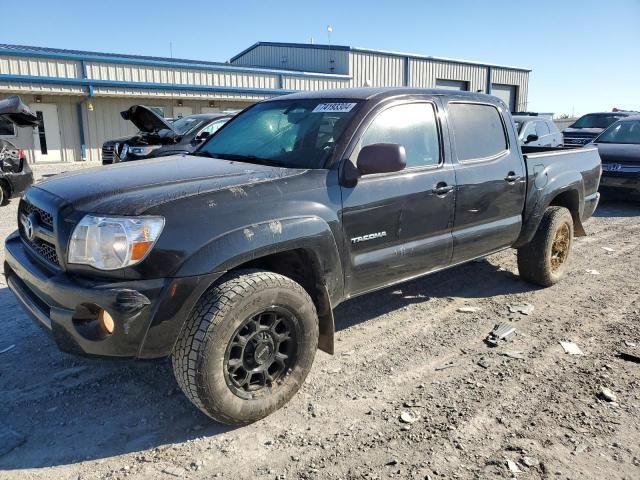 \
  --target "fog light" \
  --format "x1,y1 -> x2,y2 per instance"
99,309 -> 115,334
